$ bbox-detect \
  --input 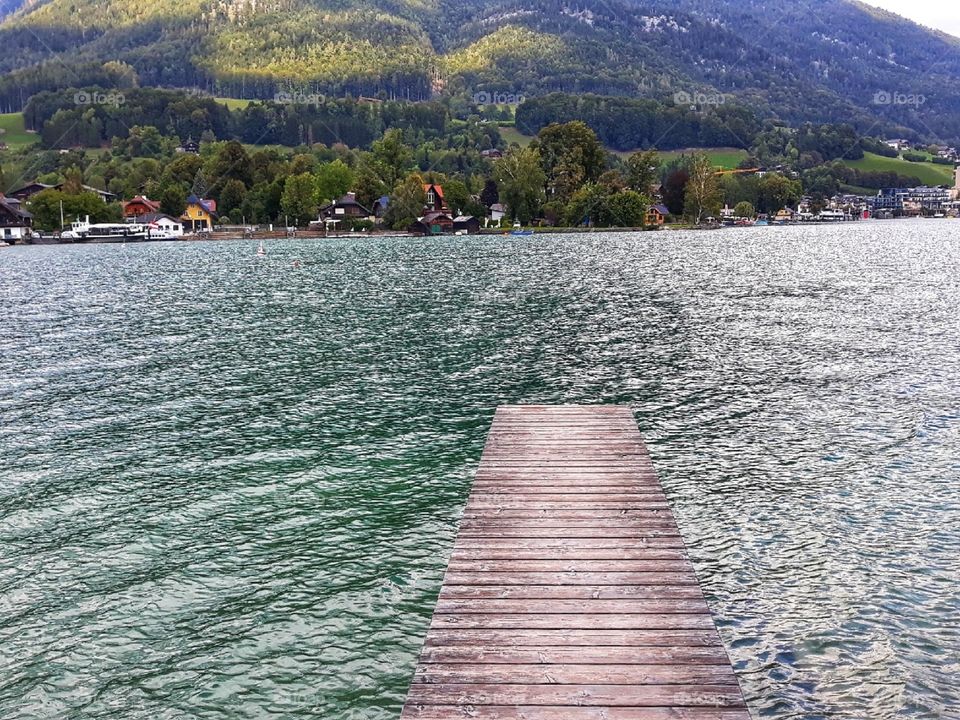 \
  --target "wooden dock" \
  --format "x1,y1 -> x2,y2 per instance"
401,405 -> 749,720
